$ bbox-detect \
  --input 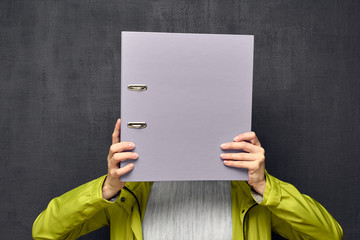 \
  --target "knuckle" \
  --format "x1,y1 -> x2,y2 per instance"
250,131 -> 256,138
115,169 -> 122,177
109,145 -> 116,154
239,162 -> 246,168
109,169 -> 116,177
237,142 -> 244,148
113,153 -> 120,161
260,147 -> 265,154
249,163 -> 257,171
237,162 -> 245,168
